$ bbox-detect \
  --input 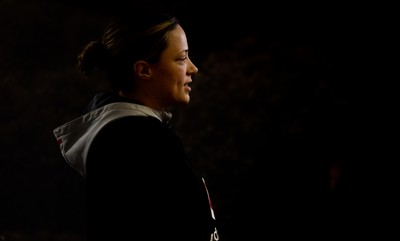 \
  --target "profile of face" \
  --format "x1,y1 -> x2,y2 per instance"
137,24 -> 198,109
